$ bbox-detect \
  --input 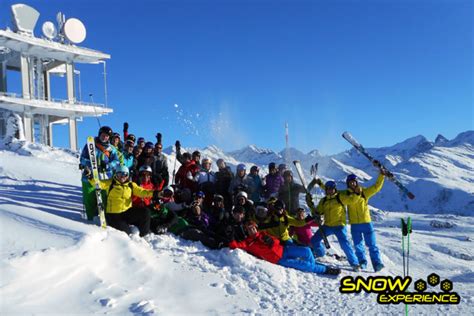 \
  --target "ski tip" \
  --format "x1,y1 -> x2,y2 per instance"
293,160 -> 300,164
